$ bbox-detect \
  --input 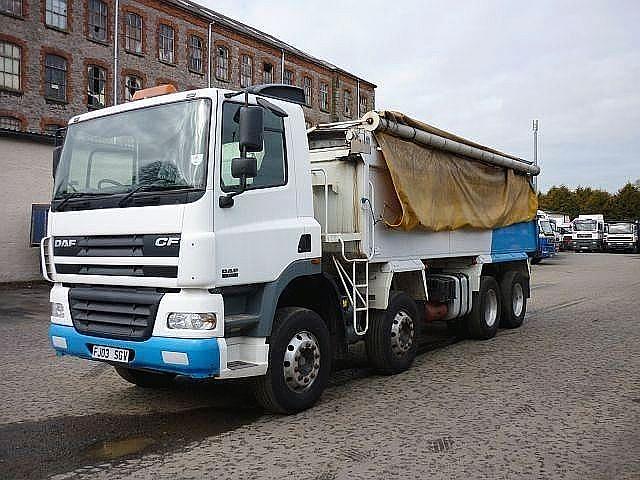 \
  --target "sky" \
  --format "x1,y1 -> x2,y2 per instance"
202,0 -> 640,192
